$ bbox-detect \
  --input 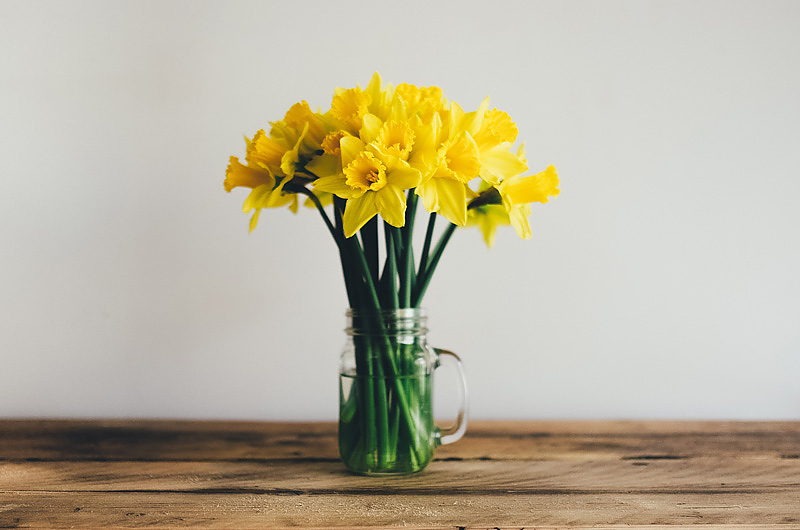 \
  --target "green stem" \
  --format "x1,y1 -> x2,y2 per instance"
360,217 -> 379,287
368,332 -> 390,467
383,223 -> 401,371
417,212 -> 436,279
390,228 -> 405,306
400,193 -> 418,307
330,194 -> 359,307
412,222 -> 457,307
383,222 -> 399,311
